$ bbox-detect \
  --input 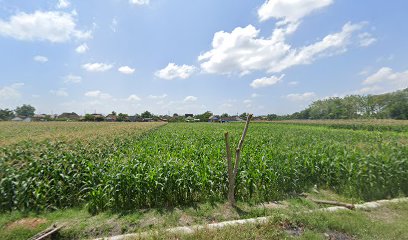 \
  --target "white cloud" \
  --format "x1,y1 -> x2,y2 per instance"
358,32 -> 376,47
50,88 -> 68,97
363,67 -> 394,85
199,22 -> 365,75
64,74 -> 82,83
56,0 -> 71,9
84,90 -> 112,99
110,18 -> 118,32
0,11 -> 91,42
33,55 -> 48,63
288,81 -> 299,85
251,93 -> 260,98
258,0 -> 333,23
250,74 -> 284,89
155,63 -> 196,80
358,67 -> 408,94
0,83 -> 24,100
286,92 -> 316,101
75,43 -> 89,54
127,94 -> 141,101
82,63 -> 113,72
183,96 -> 198,102
118,66 -> 135,75
129,0 -> 150,5
148,94 -> 167,99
